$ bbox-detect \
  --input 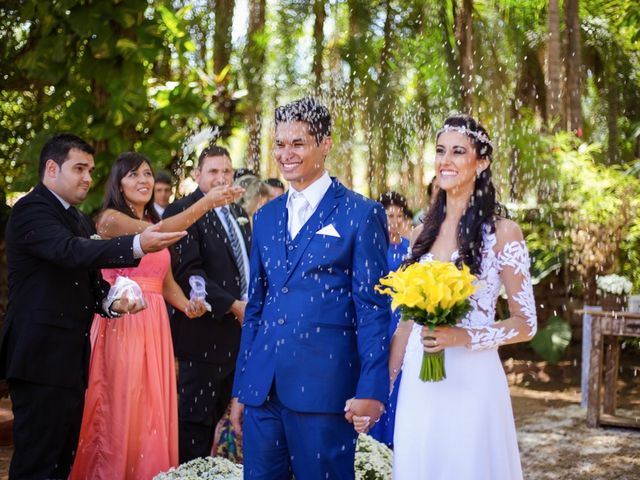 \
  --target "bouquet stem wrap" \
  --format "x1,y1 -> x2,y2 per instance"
377,261 -> 477,383
420,350 -> 445,382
